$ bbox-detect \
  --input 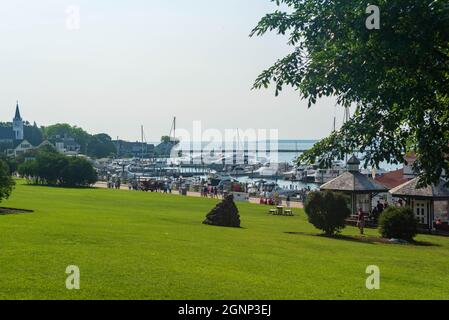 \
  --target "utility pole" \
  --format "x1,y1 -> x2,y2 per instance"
344,106 -> 351,165
116,136 -> 119,158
